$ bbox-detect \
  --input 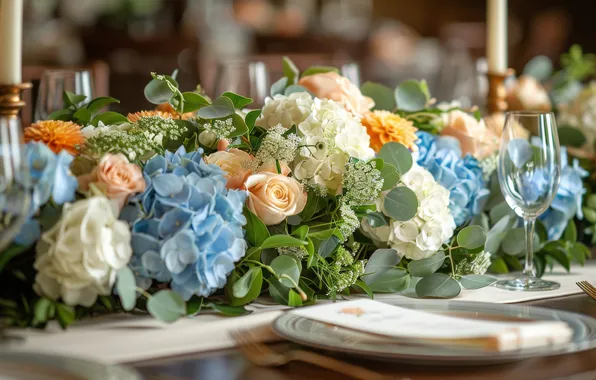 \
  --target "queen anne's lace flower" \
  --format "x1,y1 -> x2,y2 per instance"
254,125 -> 301,168
342,160 -> 383,205
256,92 -> 314,129
363,164 -> 455,260
455,251 -> 491,276
203,117 -> 235,139
558,82 -> 596,152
